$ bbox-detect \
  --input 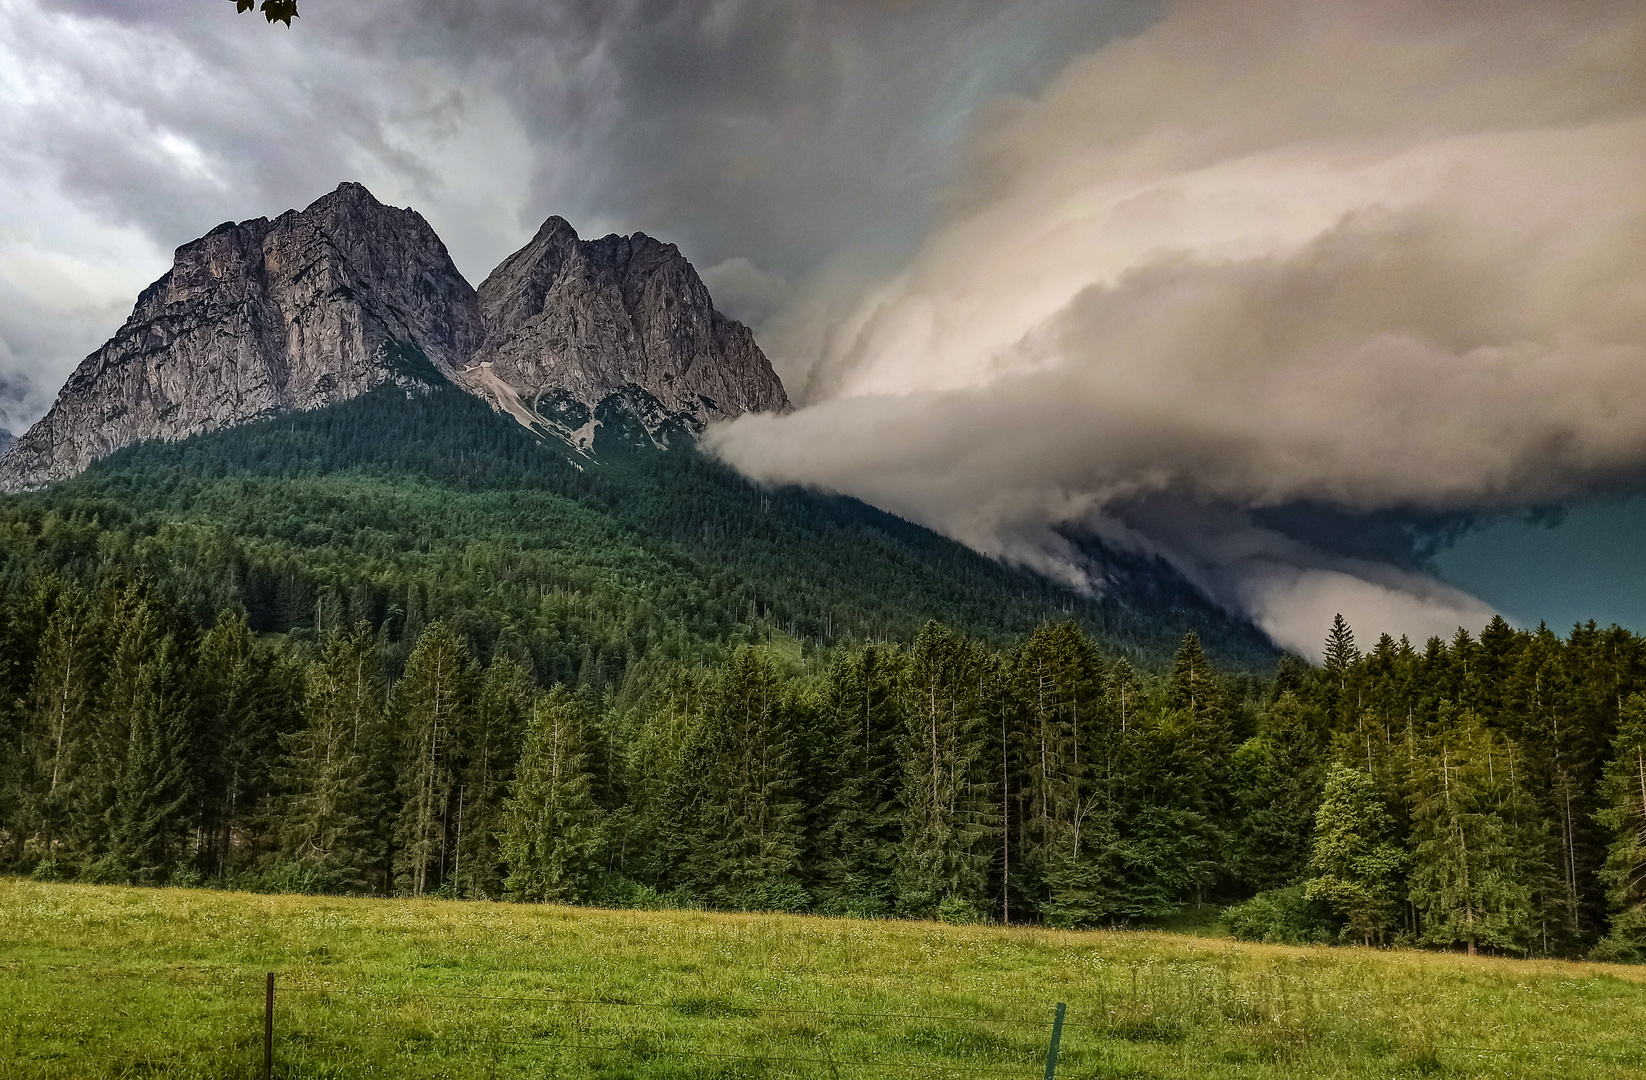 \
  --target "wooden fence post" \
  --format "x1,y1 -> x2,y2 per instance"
1044,1001 -> 1065,1080
264,972 -> 274,1080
